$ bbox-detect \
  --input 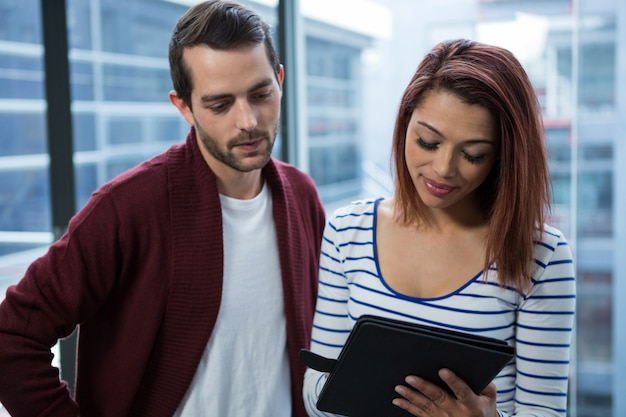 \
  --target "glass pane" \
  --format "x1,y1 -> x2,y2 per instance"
577,171 -> 612,238
0,0 -> 49,413
579,29 -> 615,110
297,1 -> 621,416
306,37 -> 363,204
67,0 -> 191,199
0,54 -> 45,100
0,0 -> 50,301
